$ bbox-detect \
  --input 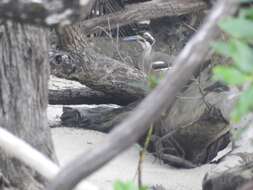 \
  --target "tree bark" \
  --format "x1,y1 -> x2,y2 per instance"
0,21 -> 55,190
81,0 -> 208,34
49,87 -> 136,105
60,102 -> 137,132
50,25 -> 148,101
0,0 -> 95,26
